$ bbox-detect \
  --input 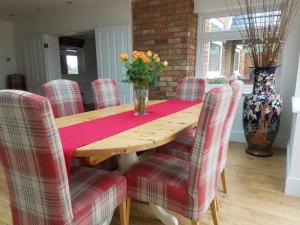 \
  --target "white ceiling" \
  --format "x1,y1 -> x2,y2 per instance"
0,0 -> 108,21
